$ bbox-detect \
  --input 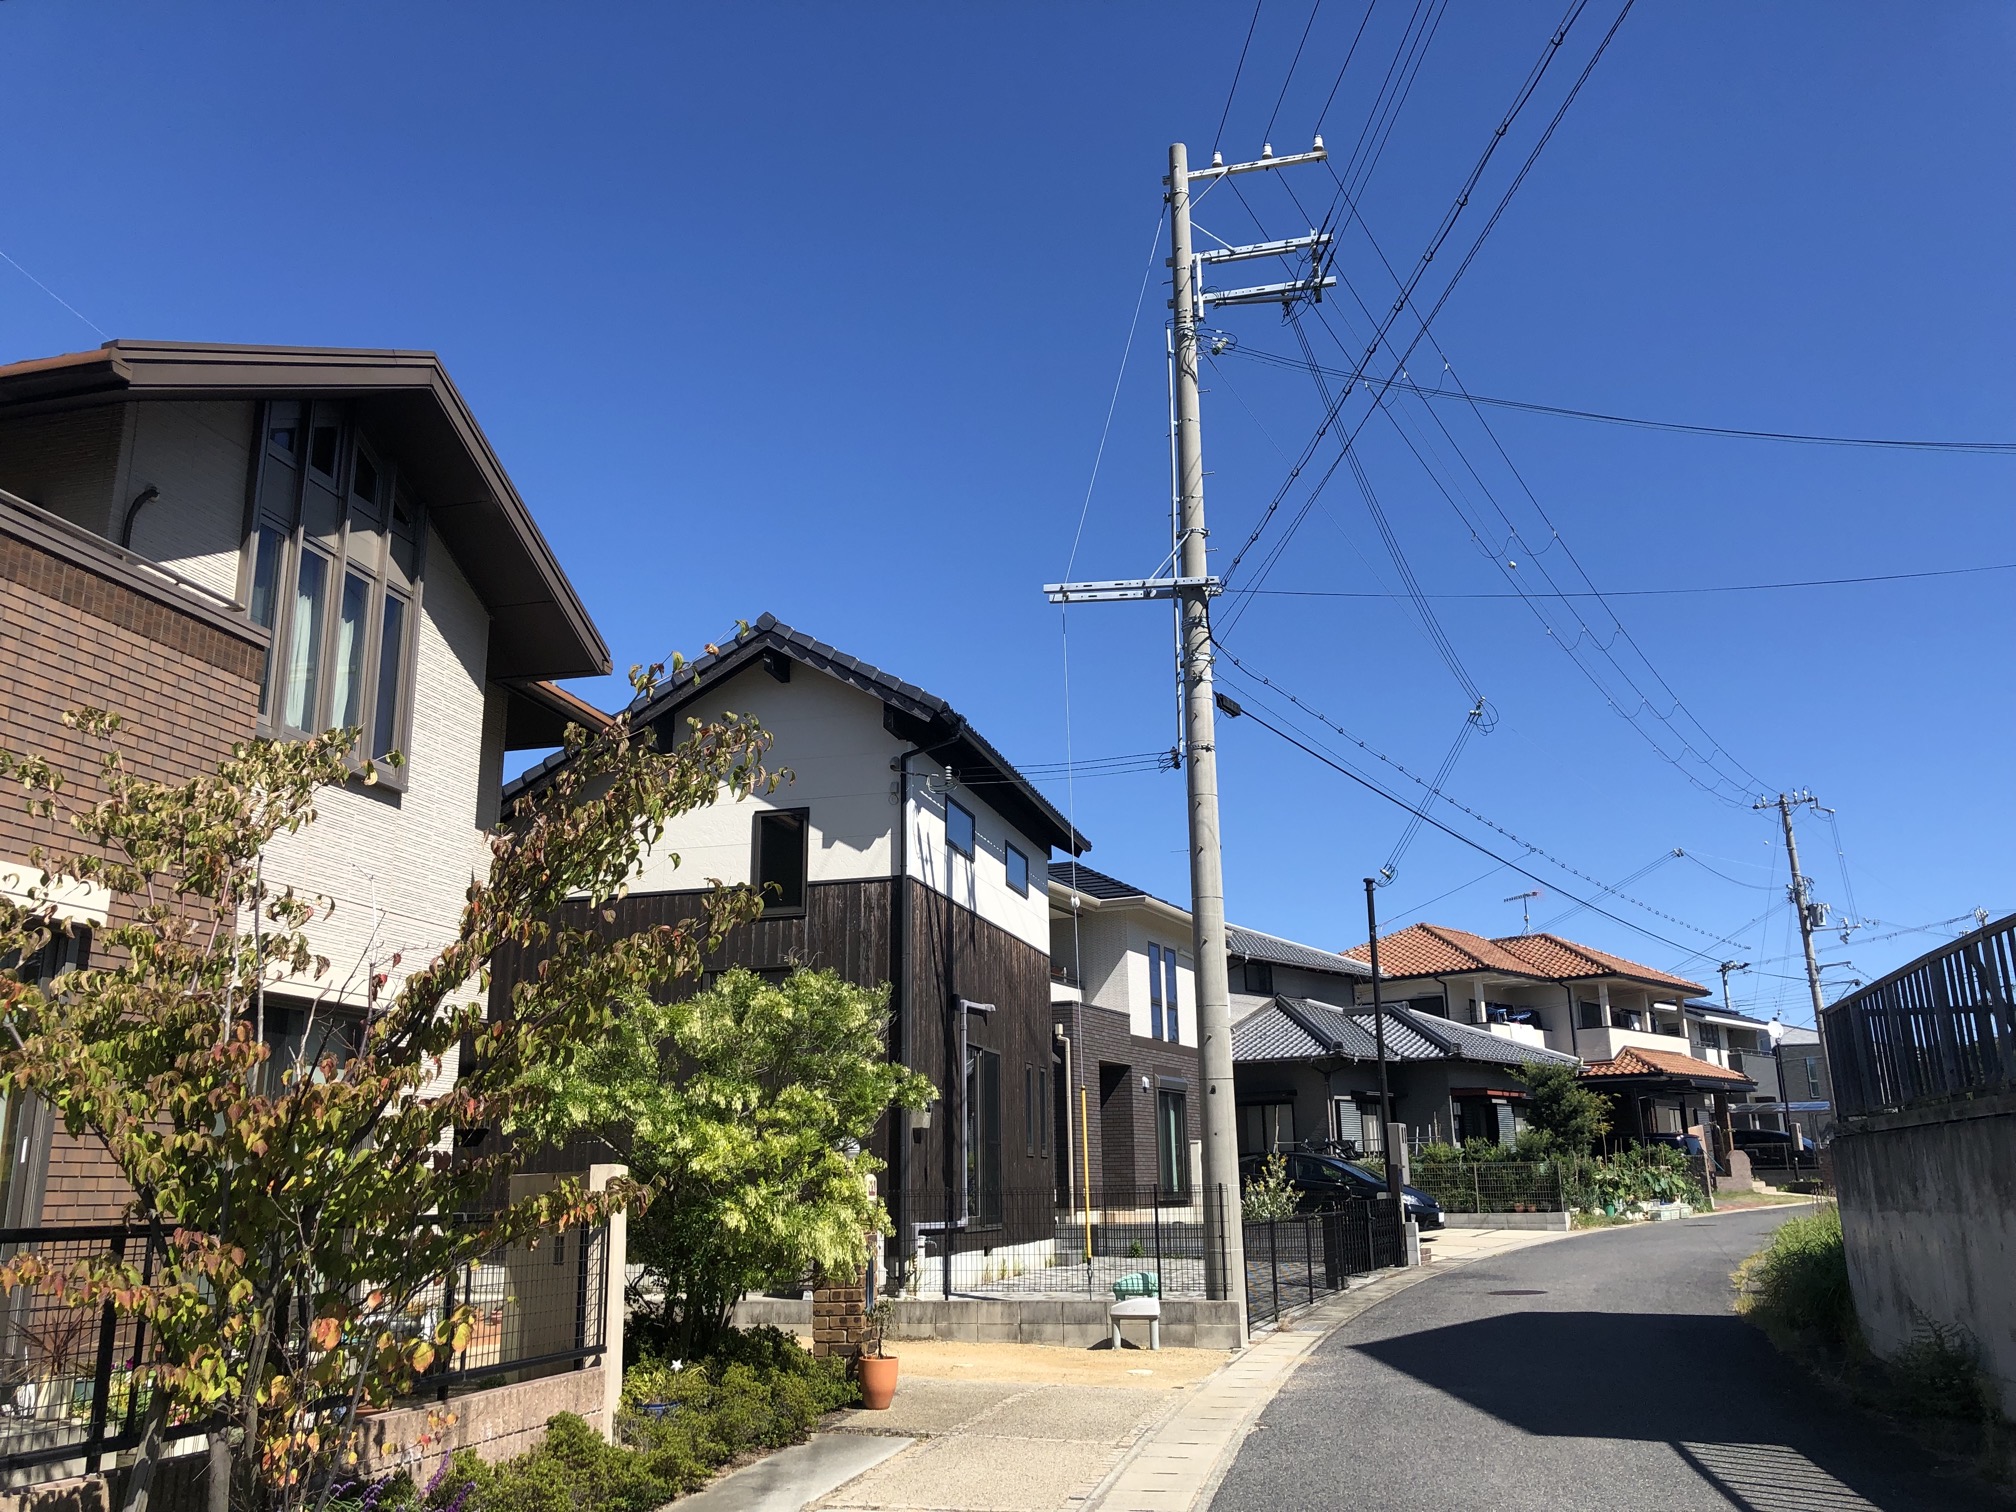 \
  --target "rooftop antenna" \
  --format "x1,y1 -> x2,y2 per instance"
1504,889 -> 1543,934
